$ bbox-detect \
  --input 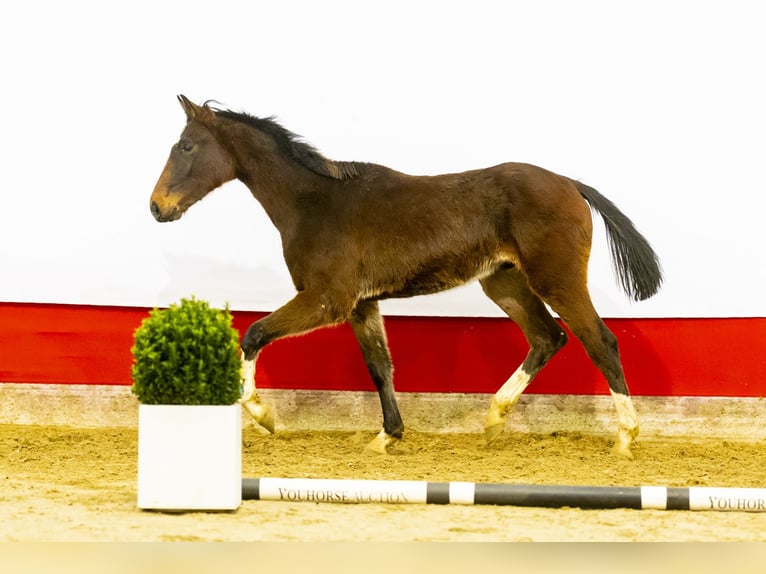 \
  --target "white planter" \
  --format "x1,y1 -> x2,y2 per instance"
137,403 -> 242,511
